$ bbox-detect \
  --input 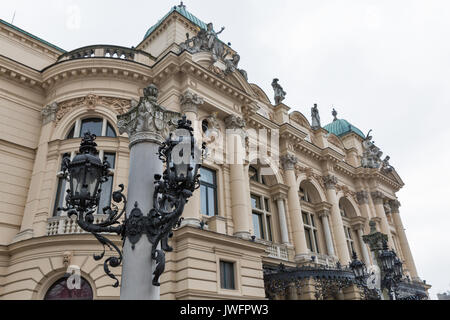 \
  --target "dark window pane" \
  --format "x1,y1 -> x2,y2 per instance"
251,195 -> 261,210
200,167 -> 214,184
264,198 -> 270,212
305,228 -> 313,251
53,154 -> 70,216
313,230 -> 320,253
98,153 -> 115,212
44,277 -> 93,300
207,187 -> 215,216
266,216 -> 273,242
220,261 -> 235,290
302,212 -> 308,225
311,215 -> 315,227
252,213 -> 263,239
106,122 -> 117,138
201,185 -> 208,215
80,118 -> 102,137
66,126 -> 75,139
